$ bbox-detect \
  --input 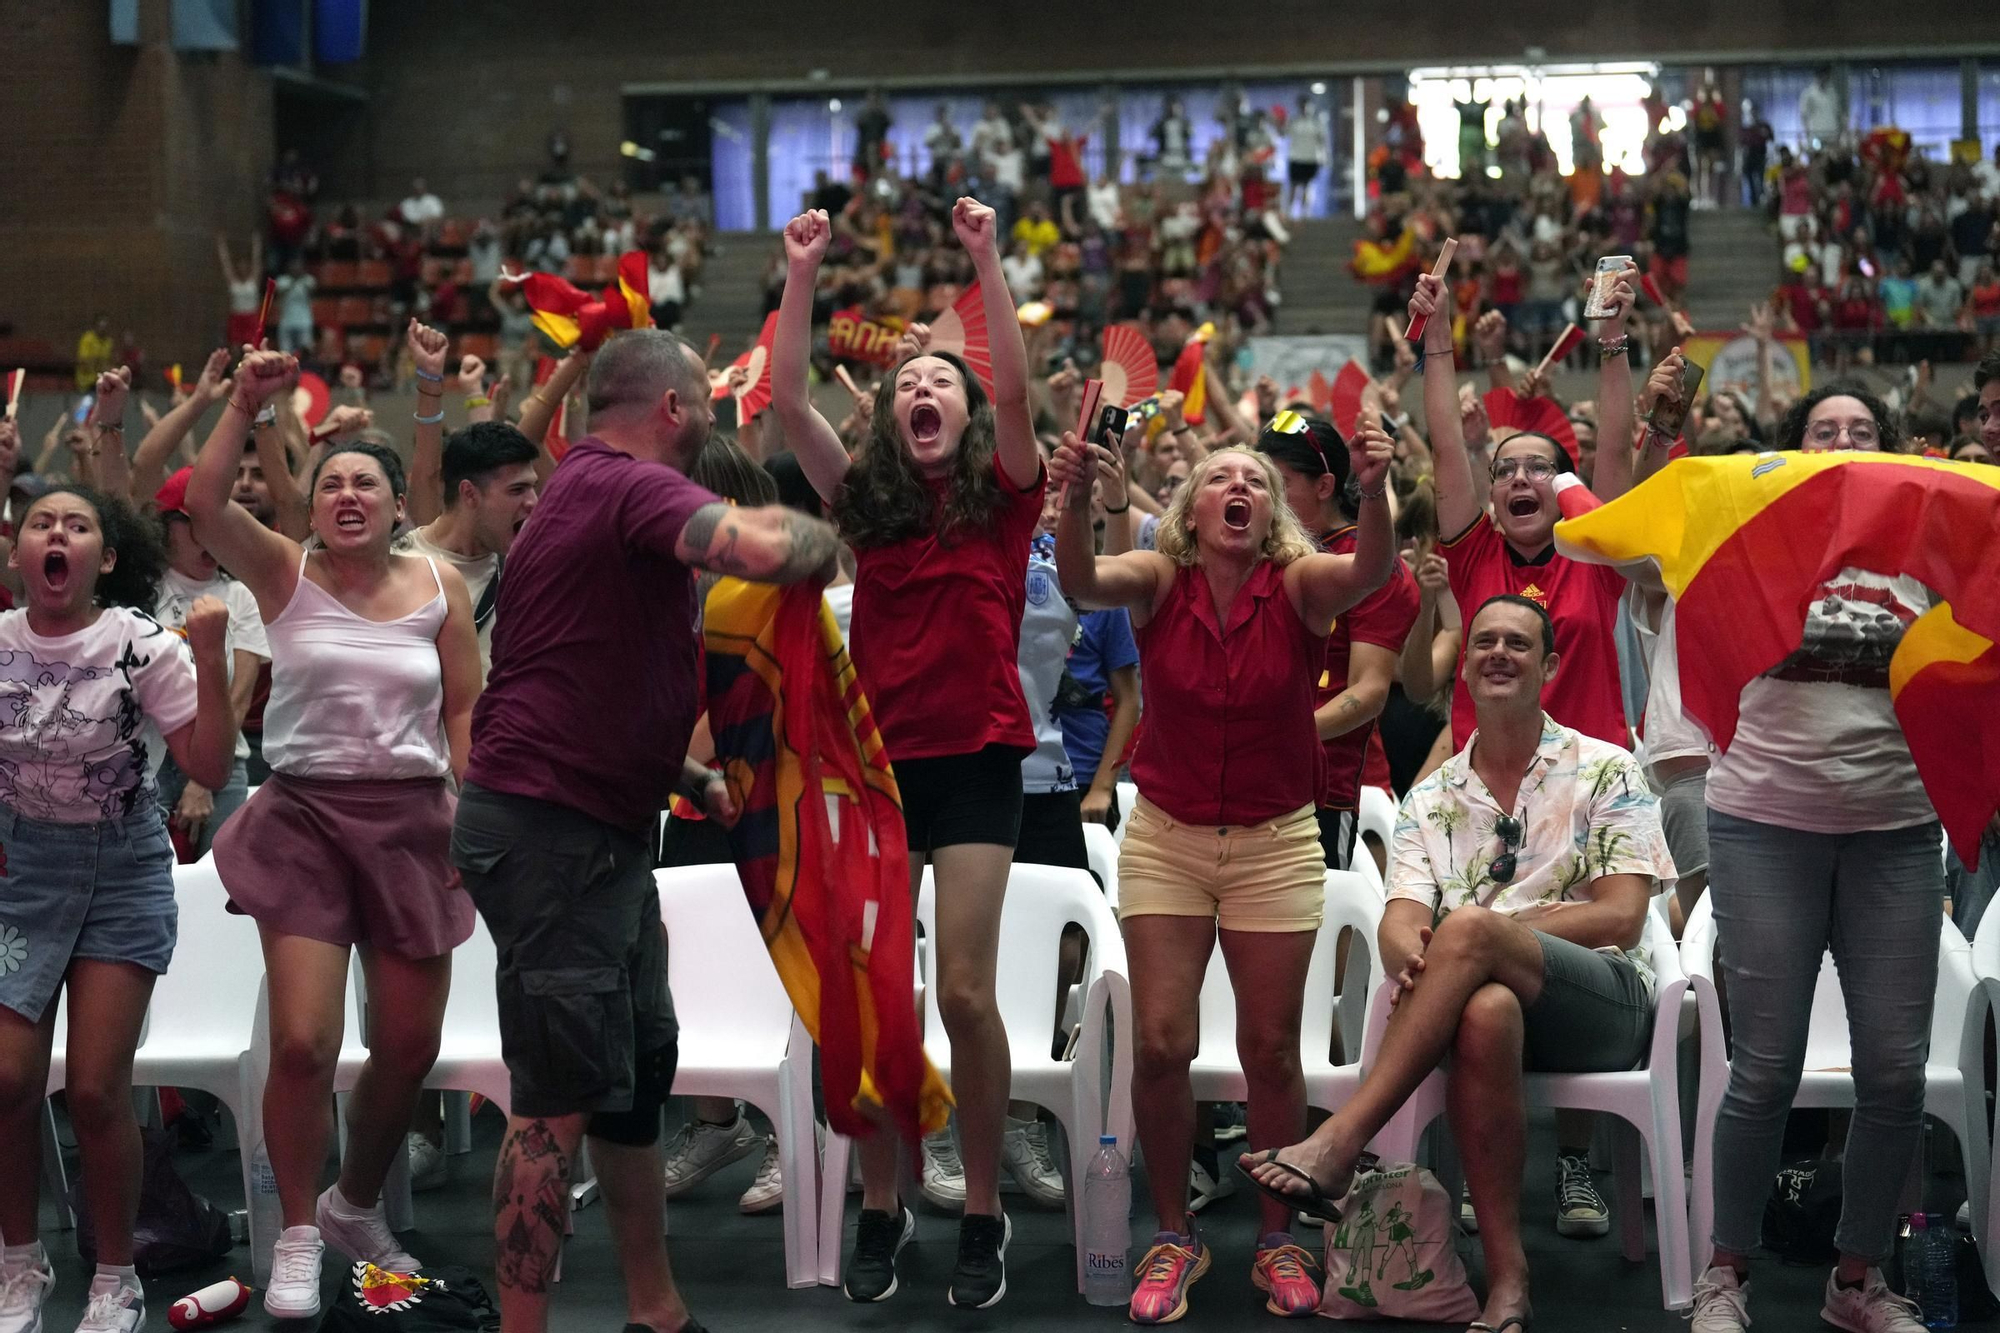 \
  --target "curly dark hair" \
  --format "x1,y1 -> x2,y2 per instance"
23,485 -> 168,612
830,351 -> 1010,549
1777,383 -> 1902,454
310,441 -> 409,498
